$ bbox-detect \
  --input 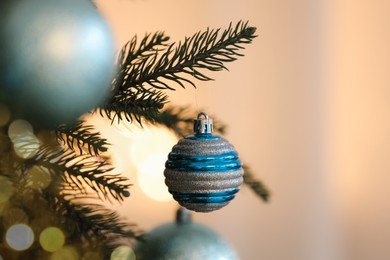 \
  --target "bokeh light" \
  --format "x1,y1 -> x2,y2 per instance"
129,125 -> 178,202
2,207 -> 29,227
82,251 -> 101,260
138,153 -> 172,202
8,119 -> 33,139
39,227 -> 65,252
50,246 -> 79,260
12,134 -> 40,159
6,224 -> 34,251
129,125 -> 178,164
110,245 -> 136,260
0,203 -> 6,217
26,166 -> 52,190
0,176 -> 13,204
8,119 -> 40,159
0,103 -> 11,127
